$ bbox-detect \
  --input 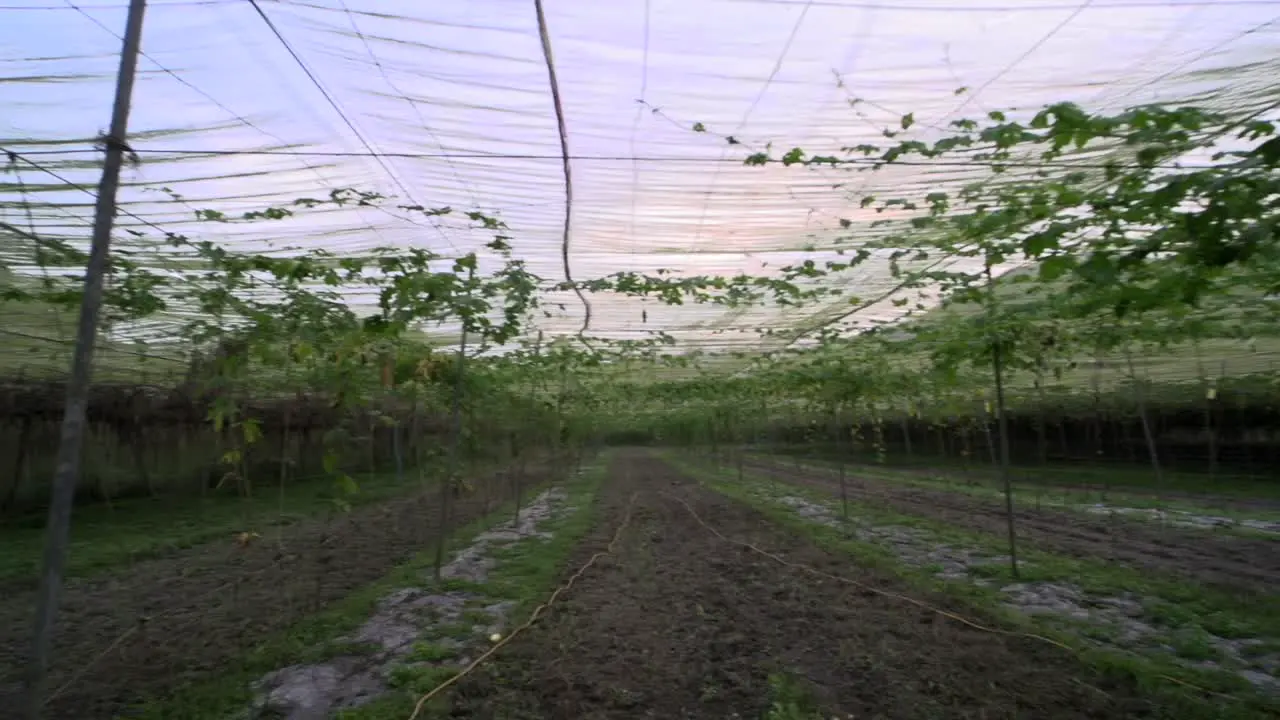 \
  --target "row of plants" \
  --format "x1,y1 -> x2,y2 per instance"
4,90 -> 1278,713
584,94 -> 1280,470
4,88 -> 1277,532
